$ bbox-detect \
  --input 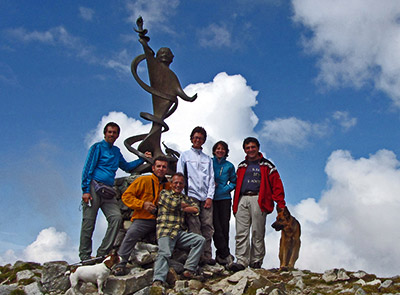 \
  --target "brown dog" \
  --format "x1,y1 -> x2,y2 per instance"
271,206 -> 301,270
